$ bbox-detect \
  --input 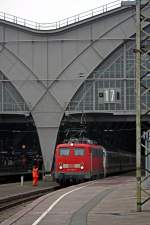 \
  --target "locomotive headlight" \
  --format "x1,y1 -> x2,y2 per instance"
59,165 -> 63,170
80,165 -> 84,170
